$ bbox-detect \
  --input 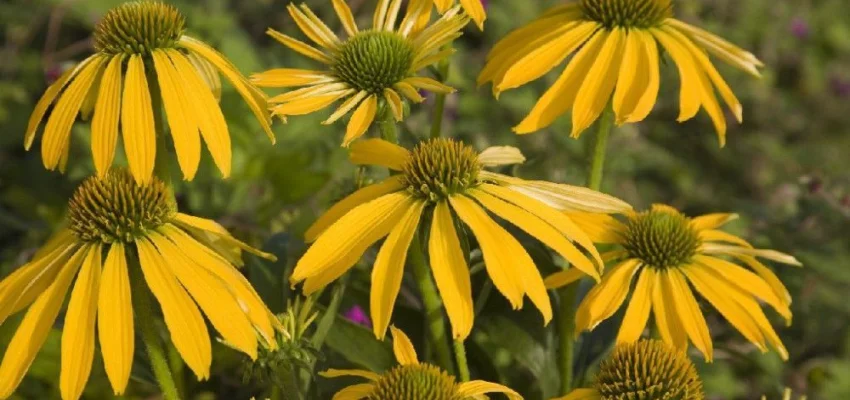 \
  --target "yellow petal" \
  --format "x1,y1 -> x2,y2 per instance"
25,58 -> 93,149
571,27 -> 626,137
137,238 -> 211,379
460,0 -> 486,30
651,269 -> 688,350
612,31 -> 649,124
428,201 -> 474,339
265,28 -> 333,64
448,195 -> 524,311
497,21 -> 596,92
616,268 -> 653,343
306,175 -> 405,242
320,369 -> 380,381
702,244 -> 802,266
287,4 -> 339,50
665,19 -> 762,77
332,0 -> 359,36
179,36 -> 276,143
186,52 -> 222,102
291,193 -> 412,286
491,176 -> 632,214
167,49 -> 232,177
681,265 -> 767,352
393,81 -> 425,103
543,268 -> 585,289
390,326 -> 419,365
550,388 -> 602,400
667,268 -> 713,361
651,28 -> 702,123
513,29 -> 606,134
577,259 -> 640,332
565,212 -> 627,244
172,213 -> 275,260
251,68 -> 335,88
40,55 -> 105,171
371,201 -> 425,339
349,138 -> 410,170
699,229 -> 752,248
735,255 -> 792,306
98,243 -> 134,394
626,30 -> 661,123
332,383 -> 375,400
120,55 -> 156,183
324,90 -> 369,125
159,225 -> 277,347
89,55 -> 124,177
343,94 -> 378,146
272,91 -> 351,116
152,50 -> 202,180
478,146 -> 526,167
456,380 -> 523,400
695,255 -> 791,321
471,189 -> 599,280
60,244 -> 102,400
149,232 -> 258,359
0,245 -> 87,398
373,0 -> 391,31
383,88 -> 404,122
691,213 -> 738,230
402,77 -> 455,94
